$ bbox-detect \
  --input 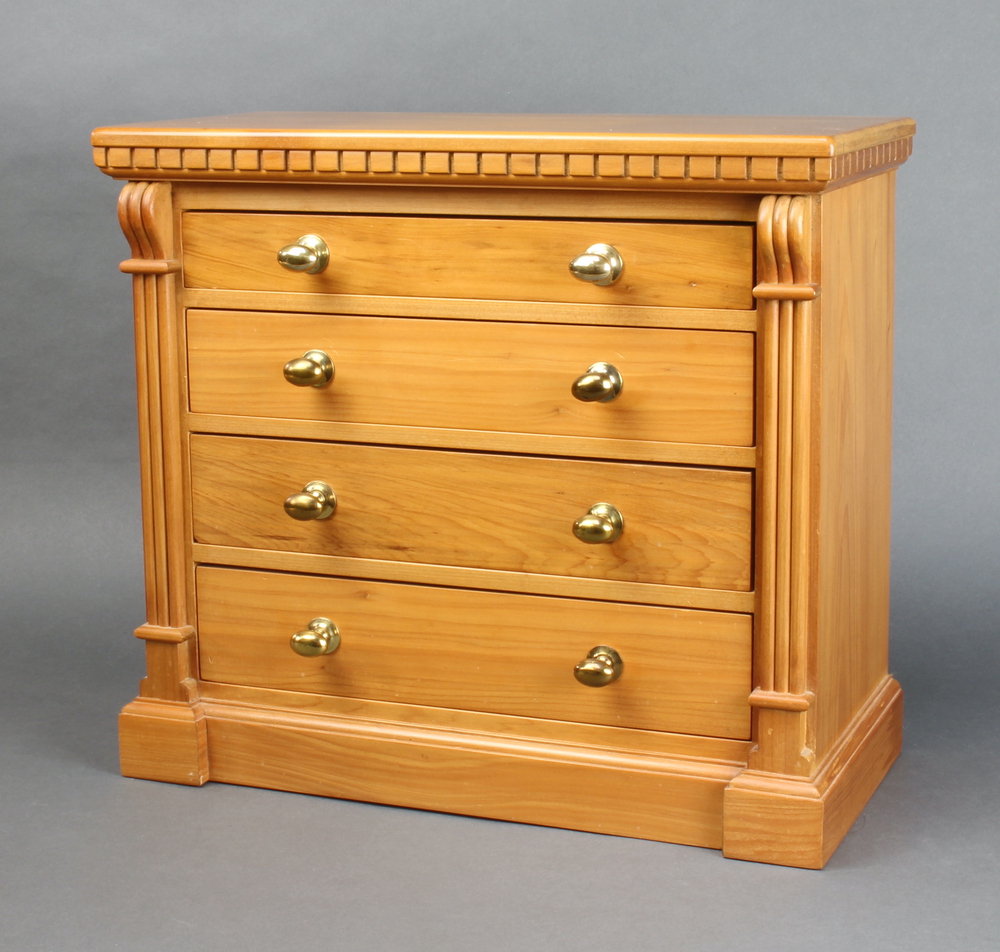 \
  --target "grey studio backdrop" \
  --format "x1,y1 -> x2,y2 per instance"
1,2 -> 997,950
